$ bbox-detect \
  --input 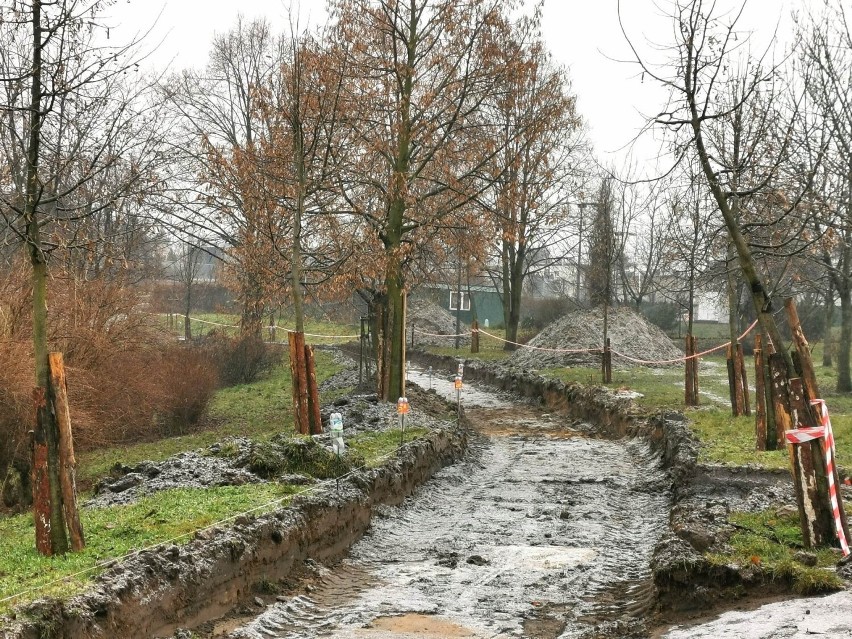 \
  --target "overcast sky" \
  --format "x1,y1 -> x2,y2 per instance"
108,0 -> 803,170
